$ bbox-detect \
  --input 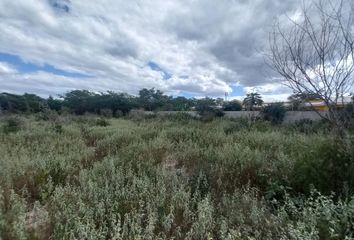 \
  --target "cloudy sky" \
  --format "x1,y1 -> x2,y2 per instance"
0,0 -> 300,101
